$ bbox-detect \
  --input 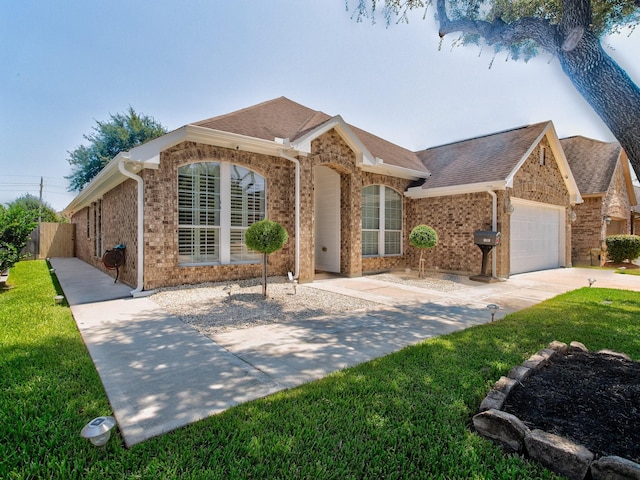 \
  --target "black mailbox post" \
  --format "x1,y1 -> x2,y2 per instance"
470,231 -> 501,283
